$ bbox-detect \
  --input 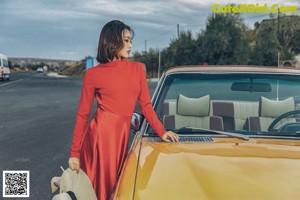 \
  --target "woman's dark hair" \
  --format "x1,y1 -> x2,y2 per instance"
97,20 -> 134,63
